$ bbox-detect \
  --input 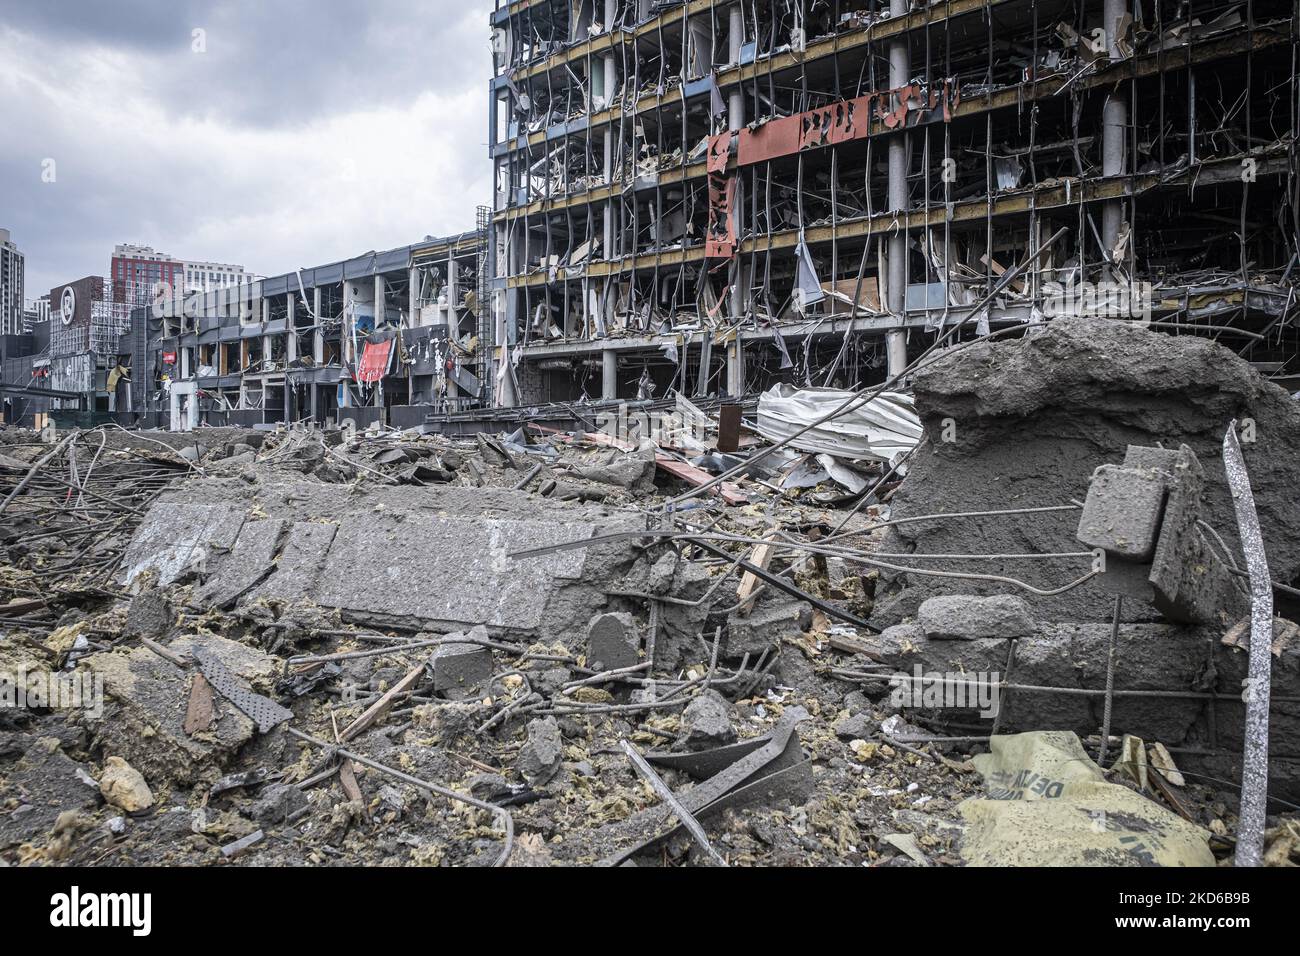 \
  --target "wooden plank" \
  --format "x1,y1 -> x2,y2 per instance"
339,662 -> 424,743
653,454 -> 747,505
736,534 -> 778,615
